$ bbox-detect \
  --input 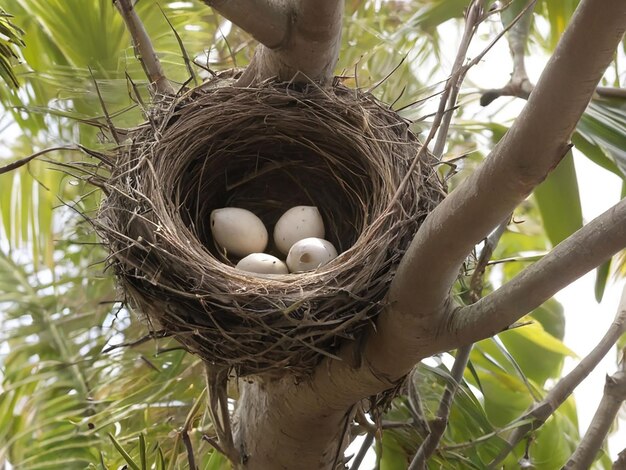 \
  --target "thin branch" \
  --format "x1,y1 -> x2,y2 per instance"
480,0 -> 535,106
613,448 -> 626,470
468,216 -> 510,303
204,0 -> 288,49
432,1 -> 484,158
487,285 -> 626,468
596,86 -> 626,100
451,198 -> 626,348
204,365 -> 239,464
349,430 -> 375,470
114,0 -> 174,95
0,146 -> 80,175
408,346 -> 472,470
564,349 -> 626,469
409,216 -> 509,469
